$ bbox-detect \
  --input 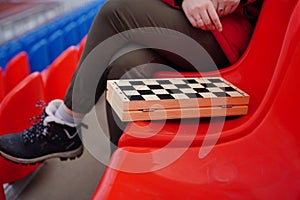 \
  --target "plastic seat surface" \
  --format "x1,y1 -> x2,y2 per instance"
42,46 -> 78,103
118,0 -> 299,148
4,51 -> 30,93
94,130 -> 300,200
0,72 -> 44,184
